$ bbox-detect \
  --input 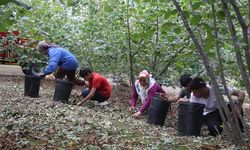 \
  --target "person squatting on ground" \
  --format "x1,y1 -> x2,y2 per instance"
37,41 -> 84,85
189,77 -> 245,136
77,68 -> 112,106
129,70 -> 167,117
